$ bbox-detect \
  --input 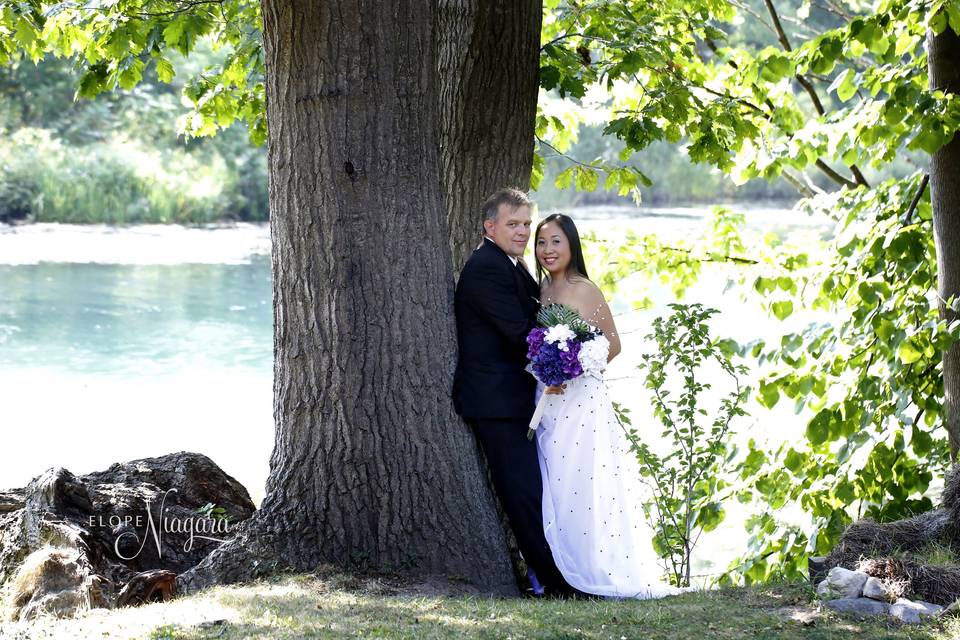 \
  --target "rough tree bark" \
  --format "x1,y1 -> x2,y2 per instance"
928,27 -> 960,459
178,0 -> 517,595
438,0 -> 543,272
